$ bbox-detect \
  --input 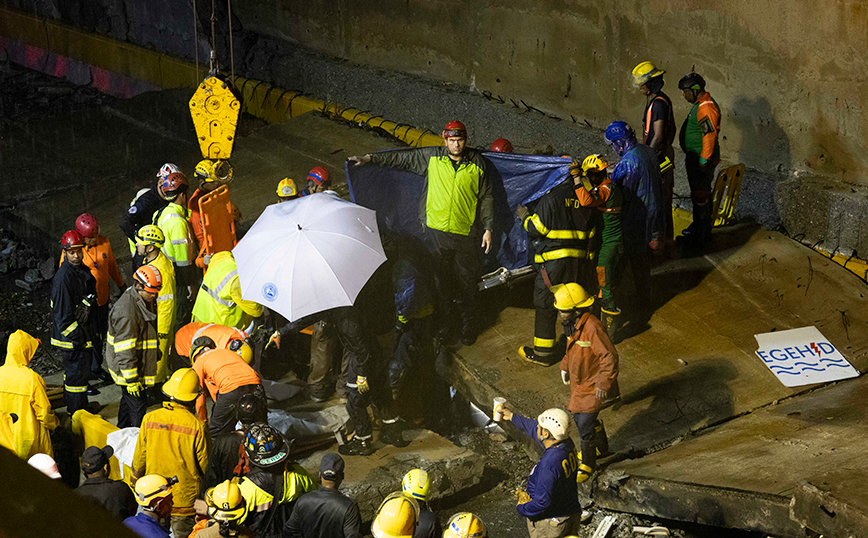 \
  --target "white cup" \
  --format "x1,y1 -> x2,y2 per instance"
493,397 -> 507,421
